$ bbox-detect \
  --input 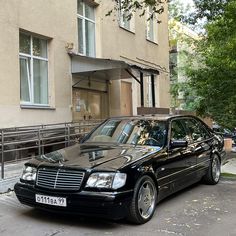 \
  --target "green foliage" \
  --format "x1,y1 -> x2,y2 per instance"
107,0 -> 167,20
189,0 -> 229,23
187,0 -> 236,128
169,1 -> 199,111
169,0 -> 193,21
